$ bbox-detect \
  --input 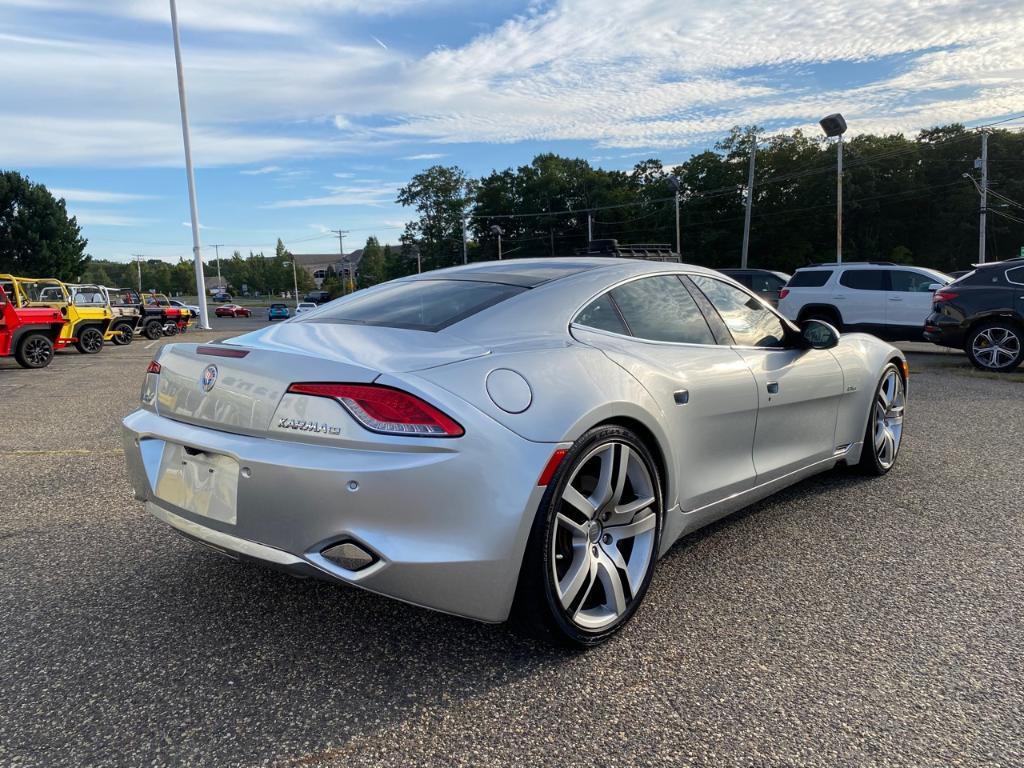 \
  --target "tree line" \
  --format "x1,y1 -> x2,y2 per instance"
398,124 -> 1024,275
